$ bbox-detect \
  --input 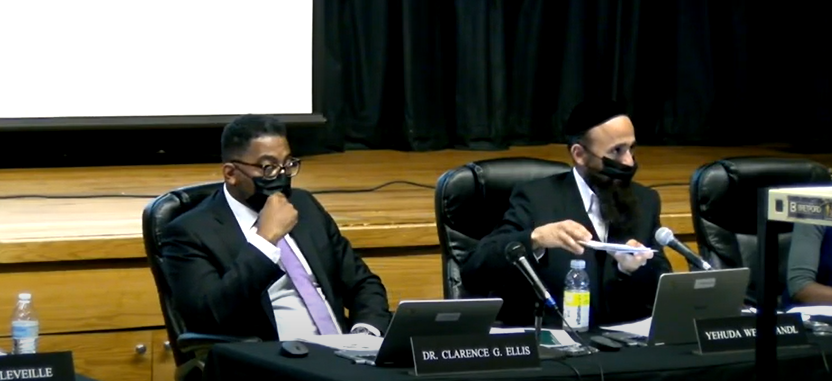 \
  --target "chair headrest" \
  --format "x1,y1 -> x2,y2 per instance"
142,182 -> 222,259
692,157 -> 831,234
436,157 -> 572,240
